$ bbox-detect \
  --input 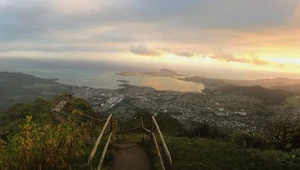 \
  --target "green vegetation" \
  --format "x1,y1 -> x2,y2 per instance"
115,132 -> 300,170
165,137 -> 300,170
64,98 -> 97,117
0,98 -> 53,134
2,95 -> 300,169
218,85 -> 295,104
0,96 -> 110,170
179,117 -> 300,152
137,113 -> 300,170
0,116 -> 88,170
133,112 -> 183,135
285,96 -> 300,108
21,82 -> 59,89
179,122 -> 227,140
